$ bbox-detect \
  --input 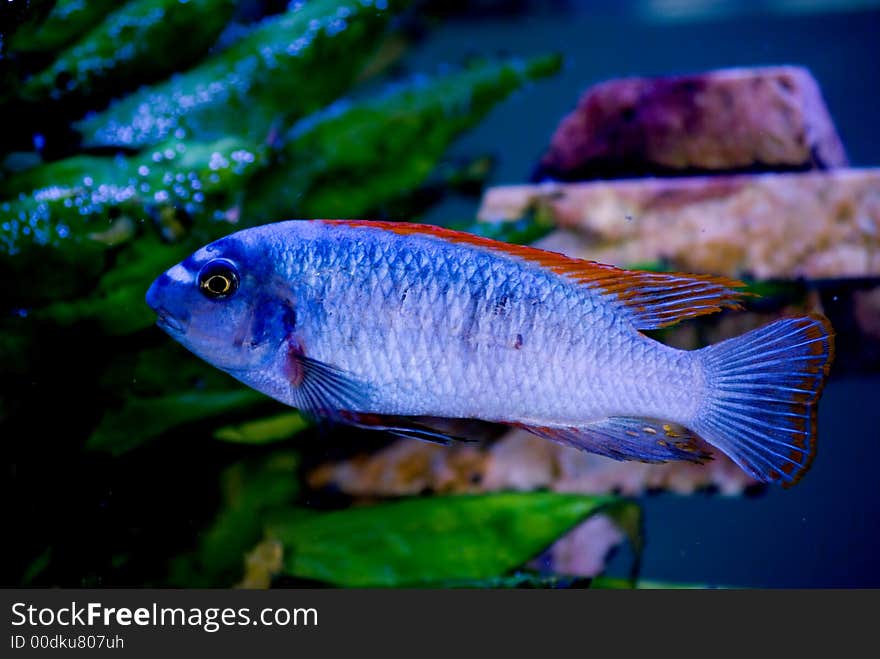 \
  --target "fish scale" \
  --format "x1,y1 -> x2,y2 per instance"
272,222 -> 693,425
